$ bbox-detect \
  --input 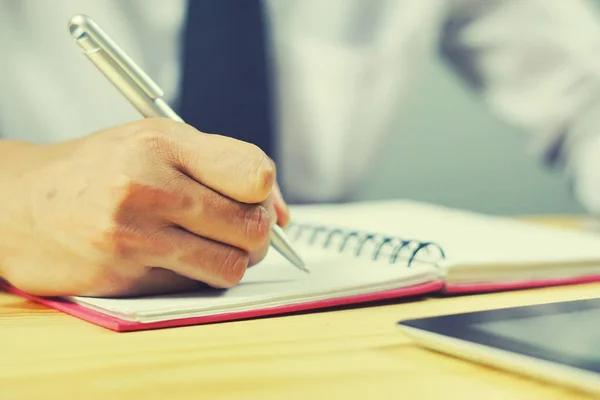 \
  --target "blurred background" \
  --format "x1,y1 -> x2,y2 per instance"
356,53 -> 586,216
342,0 -> 600,216
2,0 -> 598,217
